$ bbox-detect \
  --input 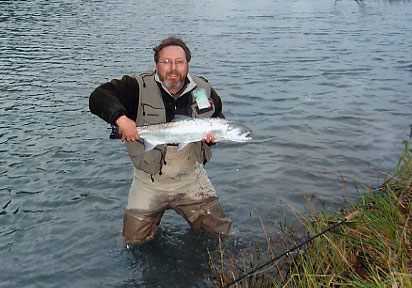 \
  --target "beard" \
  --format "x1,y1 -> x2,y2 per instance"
157,69 -> 187,91
162,77 -> 183,90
